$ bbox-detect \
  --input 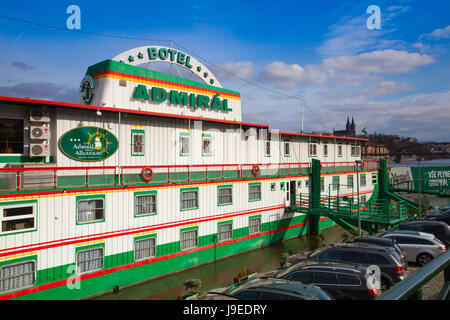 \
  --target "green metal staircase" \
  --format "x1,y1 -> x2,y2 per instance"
287,158 -> 417,235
